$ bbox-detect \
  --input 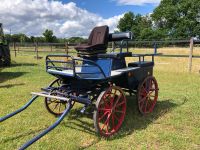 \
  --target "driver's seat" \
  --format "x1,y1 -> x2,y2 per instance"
75,25 -> 109,57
